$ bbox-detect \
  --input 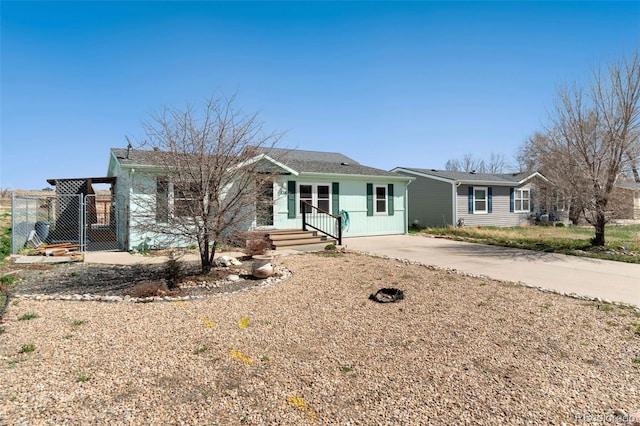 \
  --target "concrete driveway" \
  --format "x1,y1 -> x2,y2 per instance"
344,234 -> 640,307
